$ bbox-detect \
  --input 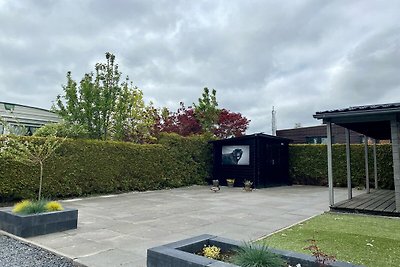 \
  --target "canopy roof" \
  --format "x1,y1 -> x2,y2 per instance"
313,102 -> 400,140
